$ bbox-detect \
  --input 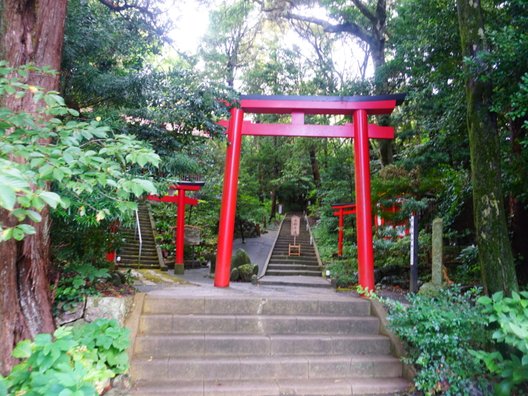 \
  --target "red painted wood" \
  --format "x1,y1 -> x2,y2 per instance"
333,210 -> 357,217
240,98 -> 398,115
353,109 -> 375,291
147,194 -> 198,206
217,120 -> 394,139
175,189 -> 186,266
338,208 -> 344,257
215,108 -> 244,288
